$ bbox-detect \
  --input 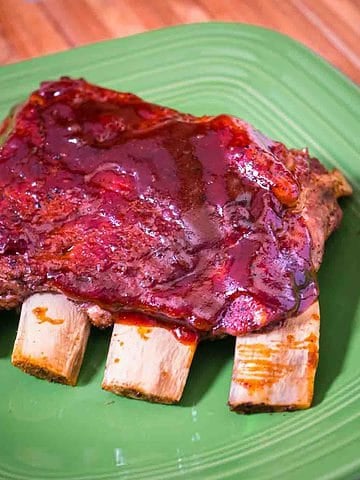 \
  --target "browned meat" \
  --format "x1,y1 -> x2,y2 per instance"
270,144 -> 352,269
